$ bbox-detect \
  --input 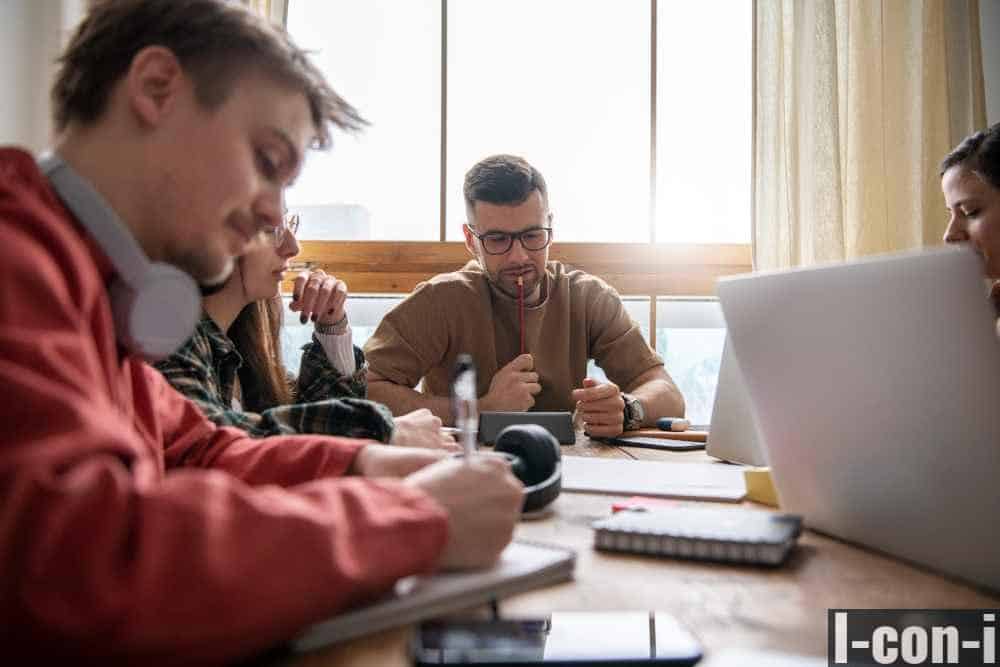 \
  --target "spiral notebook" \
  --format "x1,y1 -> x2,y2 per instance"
592,507 -> 802,566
